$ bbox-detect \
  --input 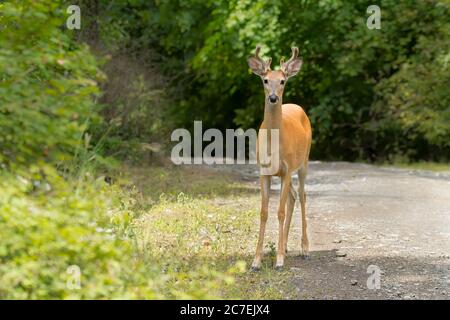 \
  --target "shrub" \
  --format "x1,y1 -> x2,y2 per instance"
0,165 -> 245,299
0,165 -> 150,299
129,0 -> 450,161
0,0 -> 103,167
